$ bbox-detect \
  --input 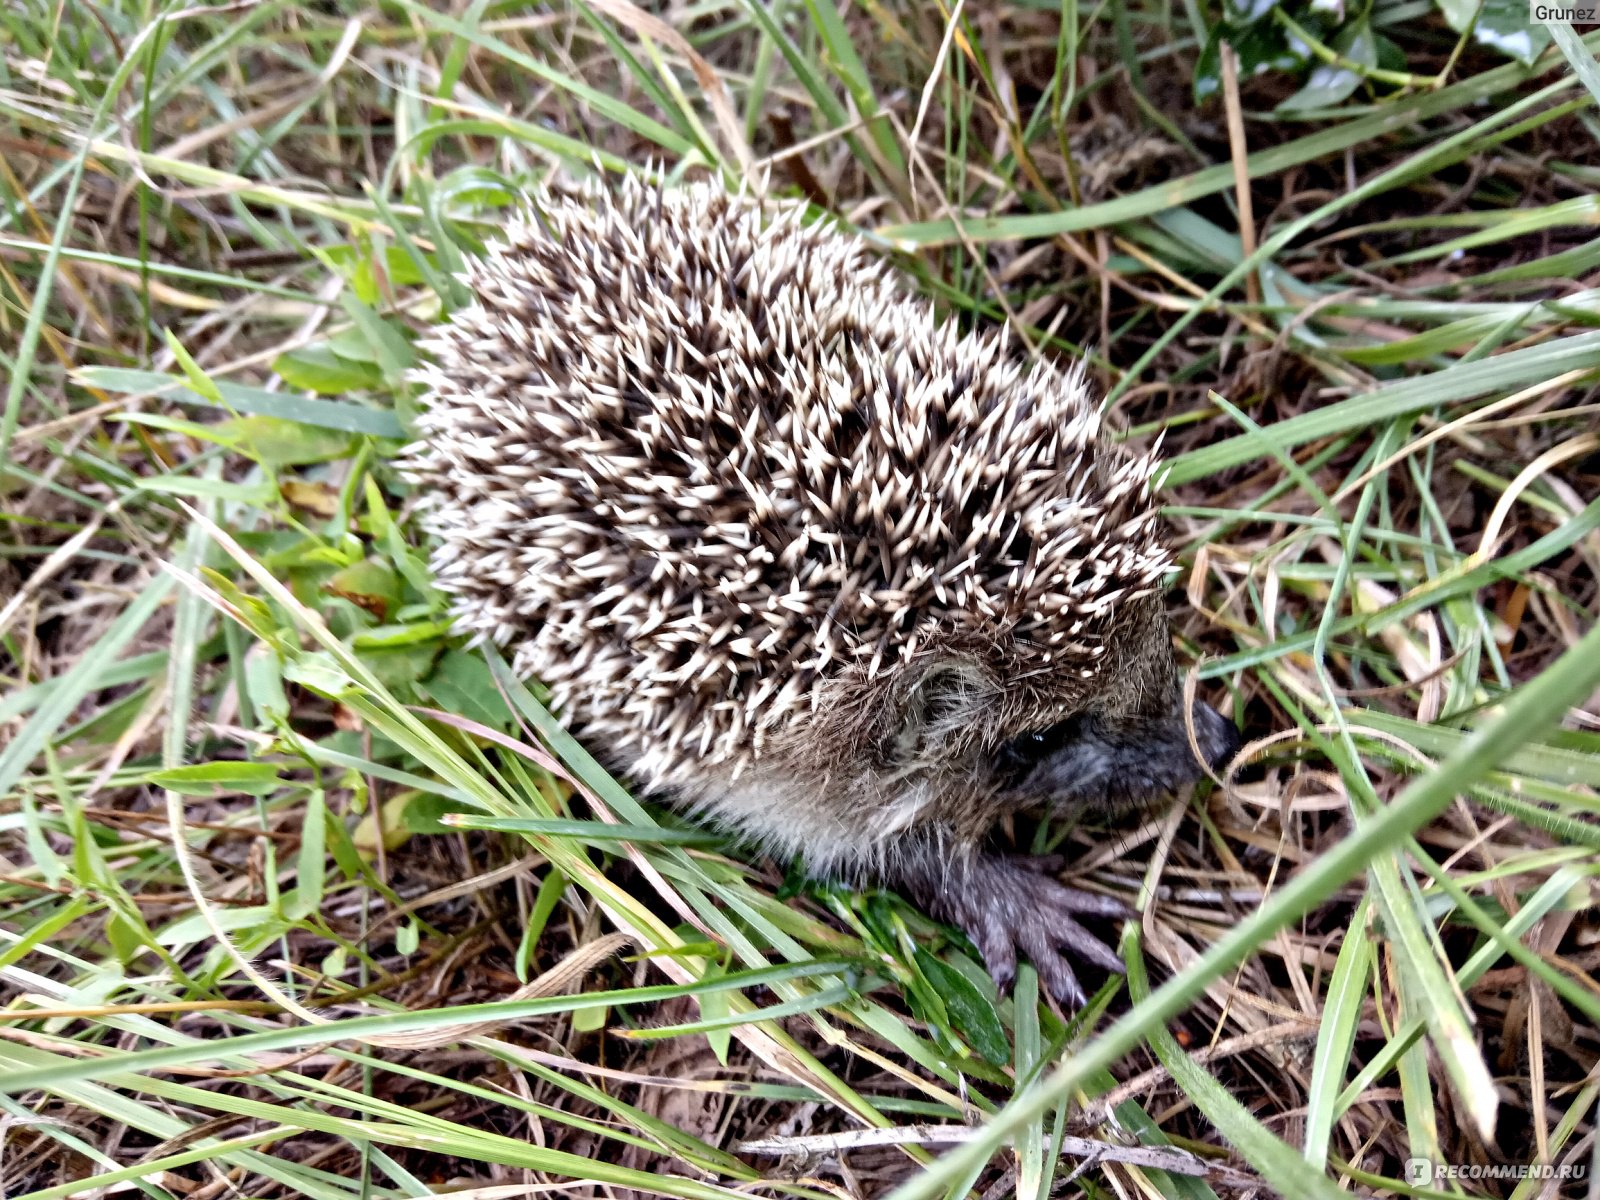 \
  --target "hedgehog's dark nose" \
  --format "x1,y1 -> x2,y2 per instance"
1190,699 -> 1241,773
